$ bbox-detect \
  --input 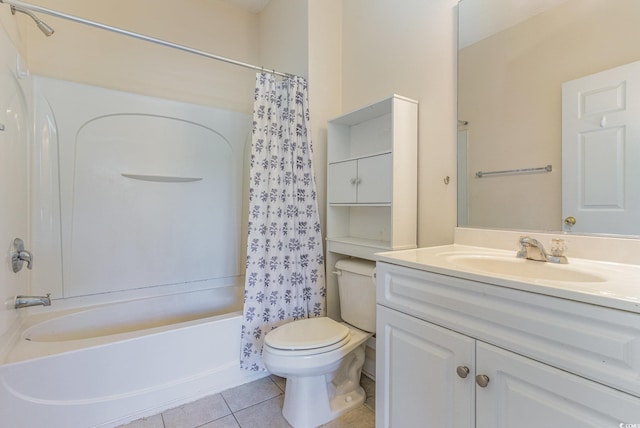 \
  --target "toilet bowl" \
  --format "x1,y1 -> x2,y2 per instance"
262,259 -> 376,428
